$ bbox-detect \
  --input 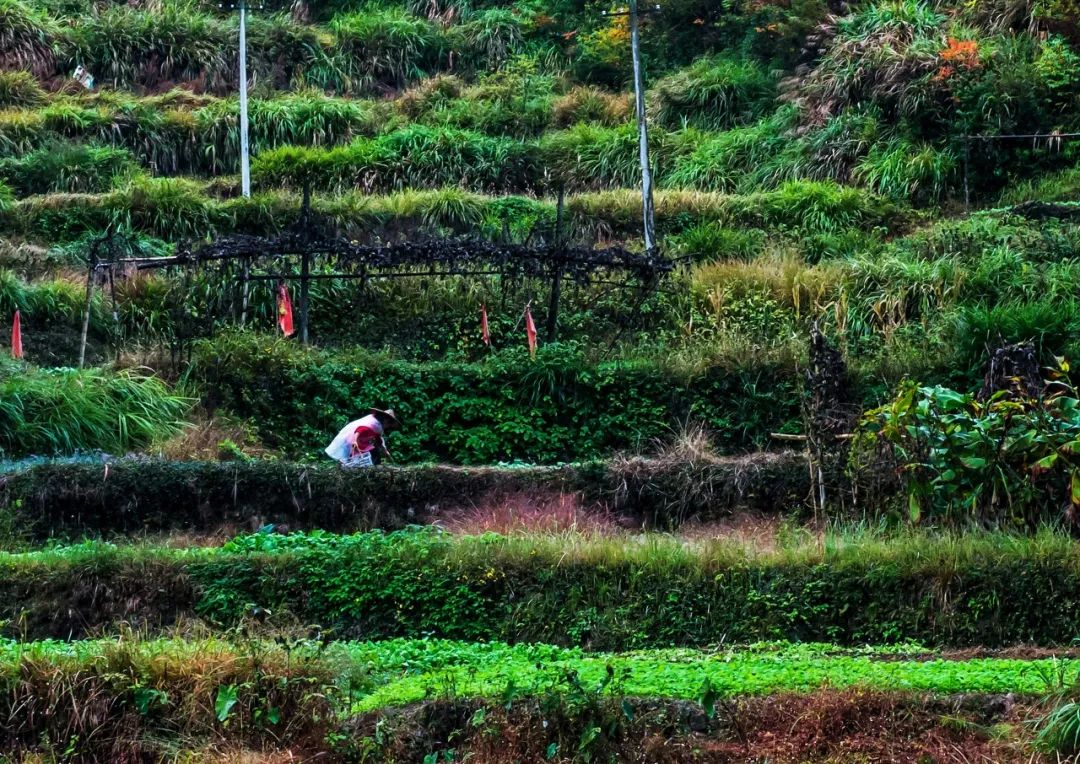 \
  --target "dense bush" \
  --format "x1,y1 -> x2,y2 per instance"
190,331 -> 801,462
650,56 -> 777,131
254,125 -> 539,193
0,454 -> 811,538
0,142 -> 138,195
862,374 -> 1080,527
